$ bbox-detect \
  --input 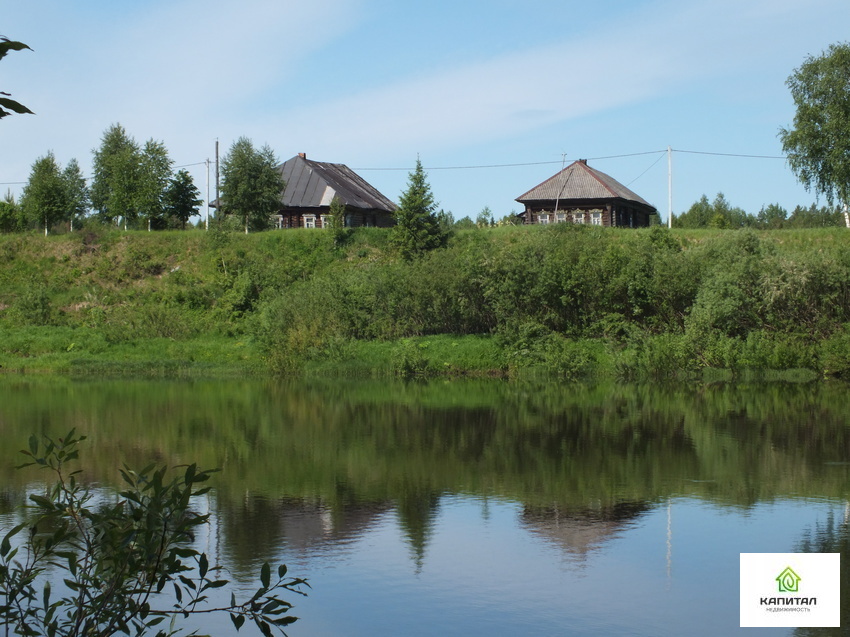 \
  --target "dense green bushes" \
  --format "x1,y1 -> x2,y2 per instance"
251,225 -> 850,378
2,225 -> 850,378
